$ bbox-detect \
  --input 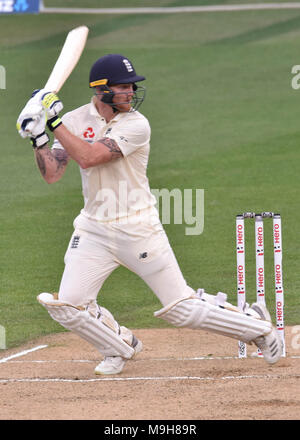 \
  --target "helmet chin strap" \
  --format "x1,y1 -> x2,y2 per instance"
111,104 -> 119,114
